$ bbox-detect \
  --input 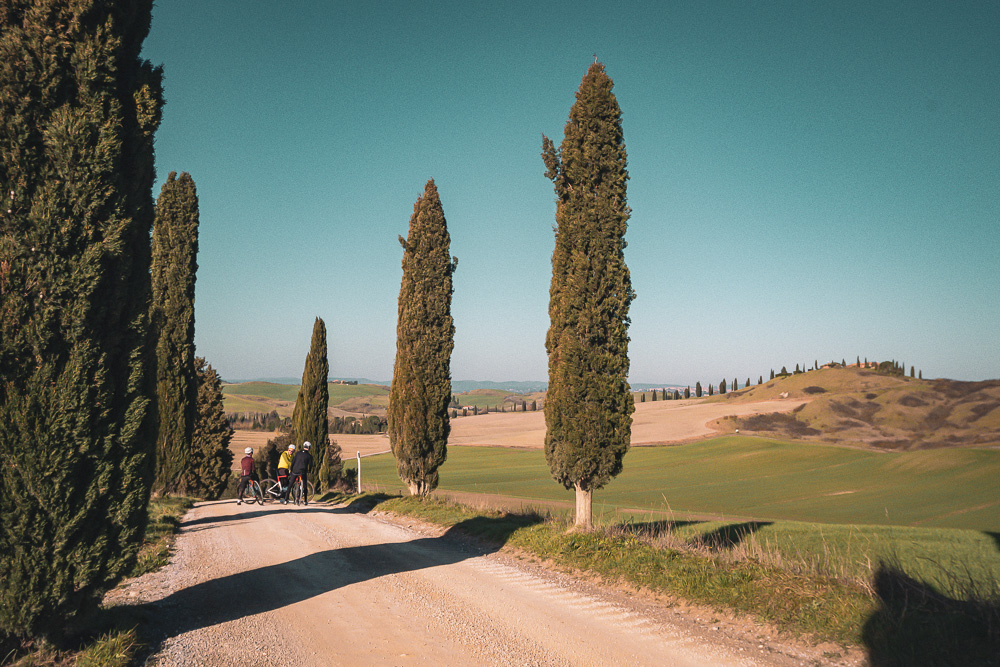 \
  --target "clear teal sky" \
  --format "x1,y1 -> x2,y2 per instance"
141,1 -> 999,384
